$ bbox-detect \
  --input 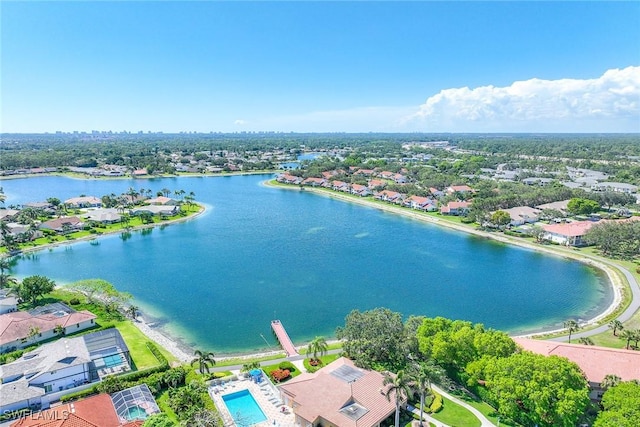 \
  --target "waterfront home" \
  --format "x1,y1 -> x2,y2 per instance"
536,200 -> 570,214
0,303 -> 97,353
541,221 -> 594,246
63,196 -> 102,209
81,208 -> 122,224
404,195 -> 437,211
278,357 -> 398,427
350,184 -> 371,197
302,177 -> 327,187
38,217 -> 84,234
130,205 -> 178,217
145,196 -> 178,206
440,201 -> 471,216
332,180 -> 351,192
374,190 -> 404,204
498,206 -> 542,226
276,173 -> 303,185
0,328 -> 131,413
10,384 -> 159,426
514,338 -> 640,400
